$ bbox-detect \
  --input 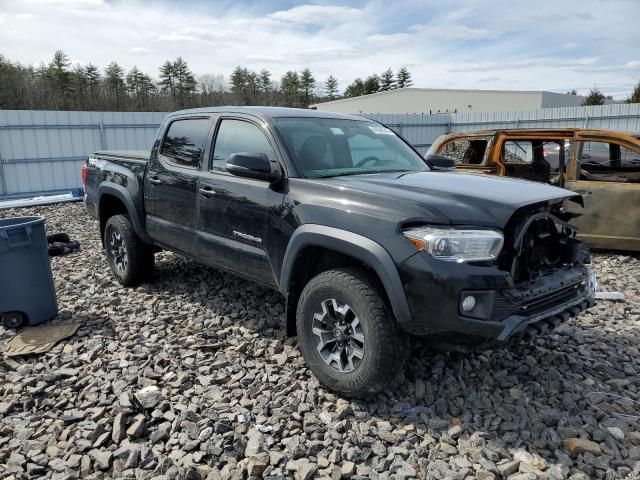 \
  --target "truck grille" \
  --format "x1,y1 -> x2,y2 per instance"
491,271 -> 588,321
